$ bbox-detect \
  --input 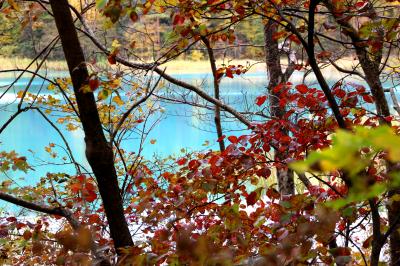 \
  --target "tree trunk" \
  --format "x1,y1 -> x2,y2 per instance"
264,20 -> 295,196
49,0 -> 133,253
323,0 -> 400,262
